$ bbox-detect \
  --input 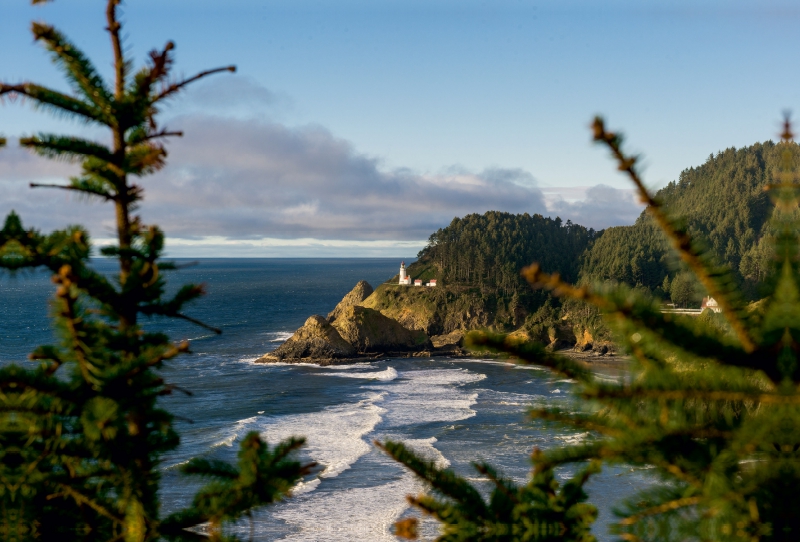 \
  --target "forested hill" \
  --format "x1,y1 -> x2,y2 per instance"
411,211 -> 599,295
581,141 -> 793,298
